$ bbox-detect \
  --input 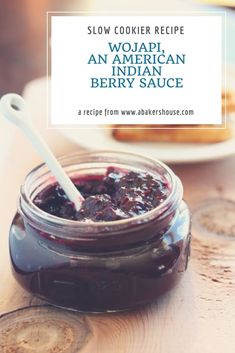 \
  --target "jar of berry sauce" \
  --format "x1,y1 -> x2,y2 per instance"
9,151 -> 191,313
